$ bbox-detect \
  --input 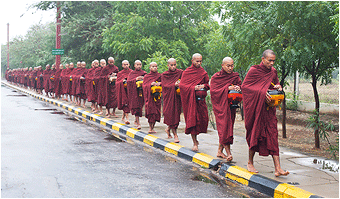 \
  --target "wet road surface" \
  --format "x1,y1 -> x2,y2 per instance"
1,85 -> 264,198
